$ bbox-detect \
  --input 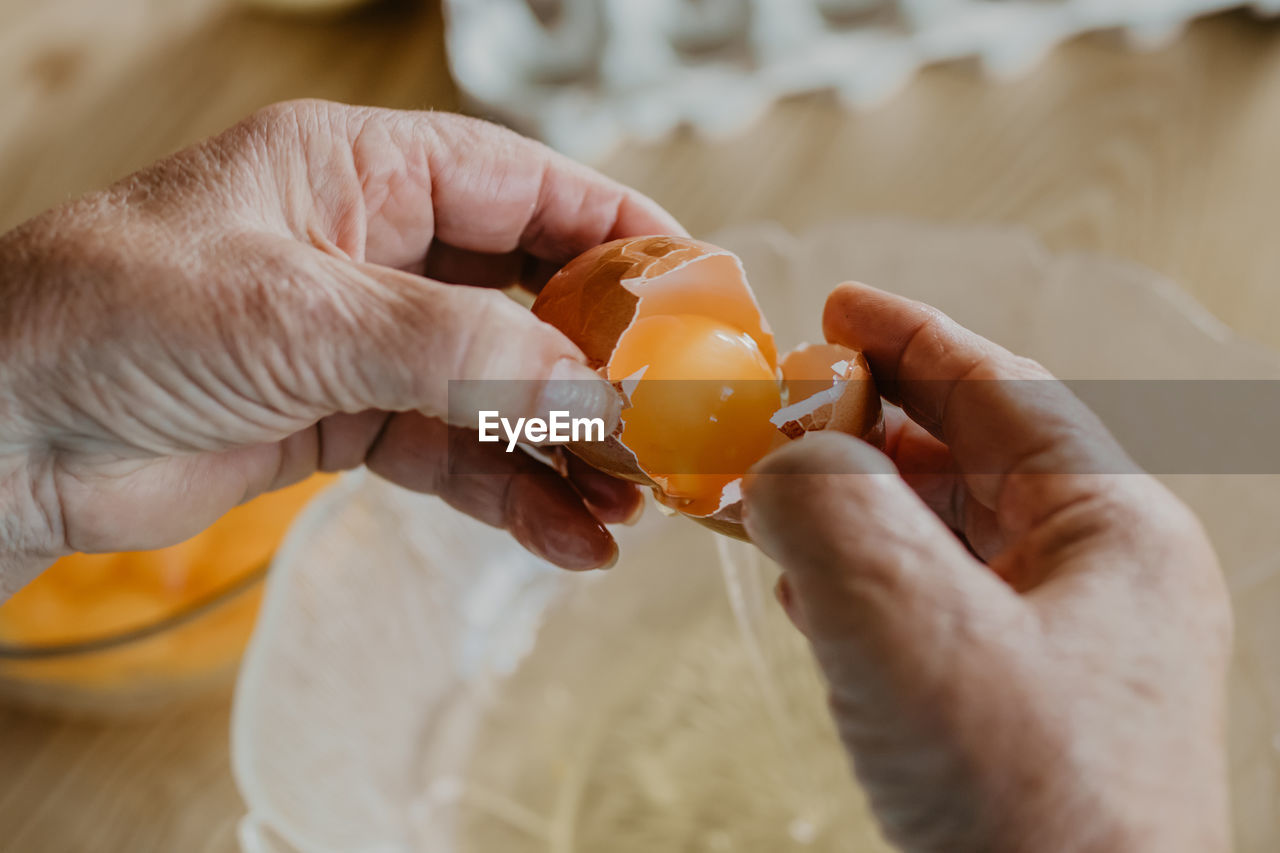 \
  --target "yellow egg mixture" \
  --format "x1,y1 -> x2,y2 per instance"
0,475 -> 334,689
